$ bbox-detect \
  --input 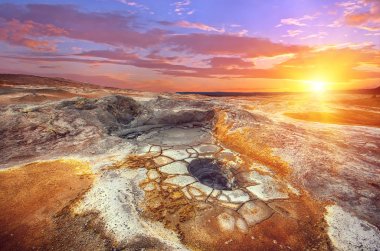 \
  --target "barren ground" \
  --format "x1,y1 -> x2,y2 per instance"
0,75 -> 379,250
